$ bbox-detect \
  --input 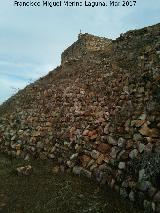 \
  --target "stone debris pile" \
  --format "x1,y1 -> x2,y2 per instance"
0,23 -> 160,212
